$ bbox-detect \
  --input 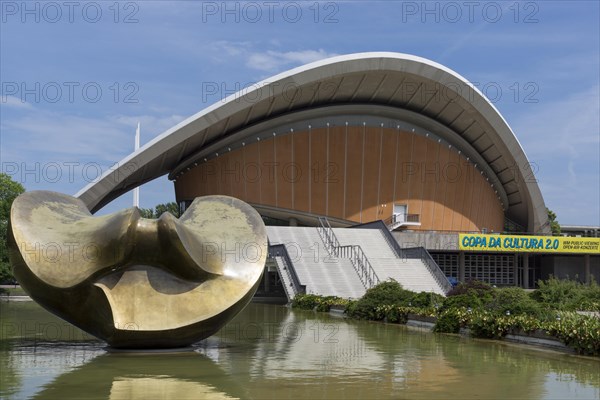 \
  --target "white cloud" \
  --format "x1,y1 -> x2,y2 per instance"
0,95 -> 34,110
512,85 -> 599,225
196,41 -> 339,74
2,111 -> 185,163
1,110 -> 185,207
246,49 -> 339,72
515,85 -> 599,159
